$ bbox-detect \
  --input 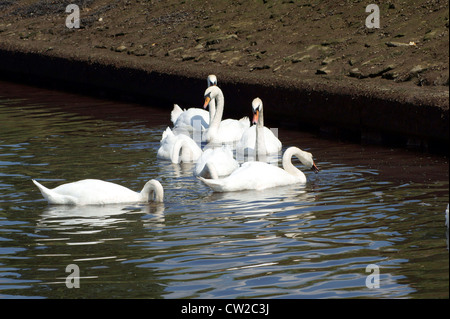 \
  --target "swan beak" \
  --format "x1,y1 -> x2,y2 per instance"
203,96 -> 211,109
311,162 -> 319,173
252,110 -> 259,125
